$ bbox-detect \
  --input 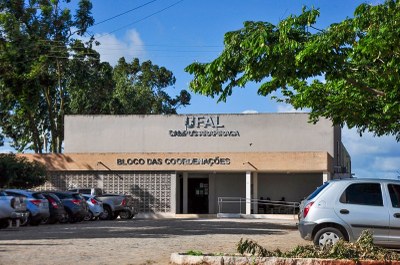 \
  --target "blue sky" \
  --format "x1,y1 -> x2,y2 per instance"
1,0 -> 399,179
